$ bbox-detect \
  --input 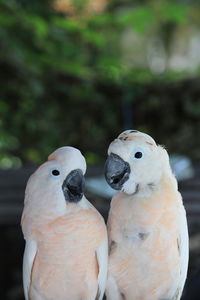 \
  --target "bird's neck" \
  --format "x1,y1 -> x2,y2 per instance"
113,172 -> 182,228
140,167 -> 178,198
119,170 -> 180,208
22,196 -> 91,238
